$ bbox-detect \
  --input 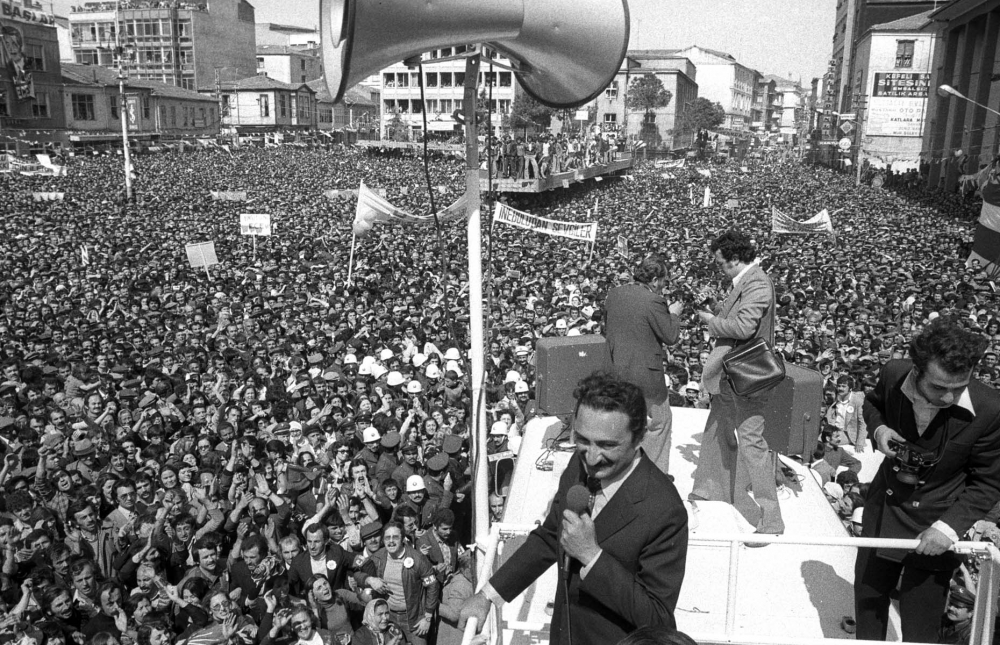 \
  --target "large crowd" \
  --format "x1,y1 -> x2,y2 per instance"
0,140 -> 995,645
